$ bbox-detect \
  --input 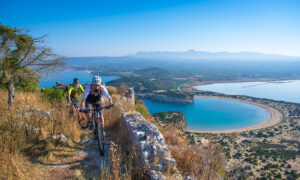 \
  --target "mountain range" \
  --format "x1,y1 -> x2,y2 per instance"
133,50 -> 300,60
